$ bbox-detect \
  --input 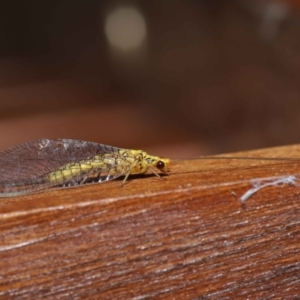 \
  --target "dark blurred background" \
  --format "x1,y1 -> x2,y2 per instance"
0,0 -> 300,158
